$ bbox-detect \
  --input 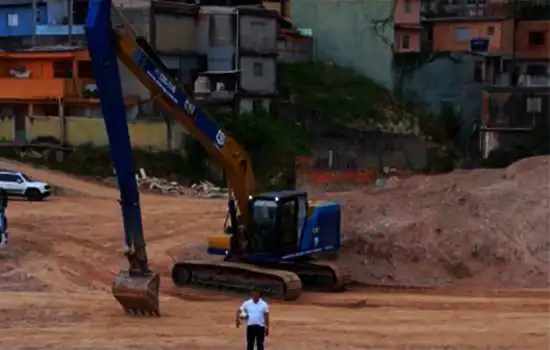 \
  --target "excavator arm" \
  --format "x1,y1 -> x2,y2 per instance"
85,0 -> 255,315
86,0 -> 255,232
